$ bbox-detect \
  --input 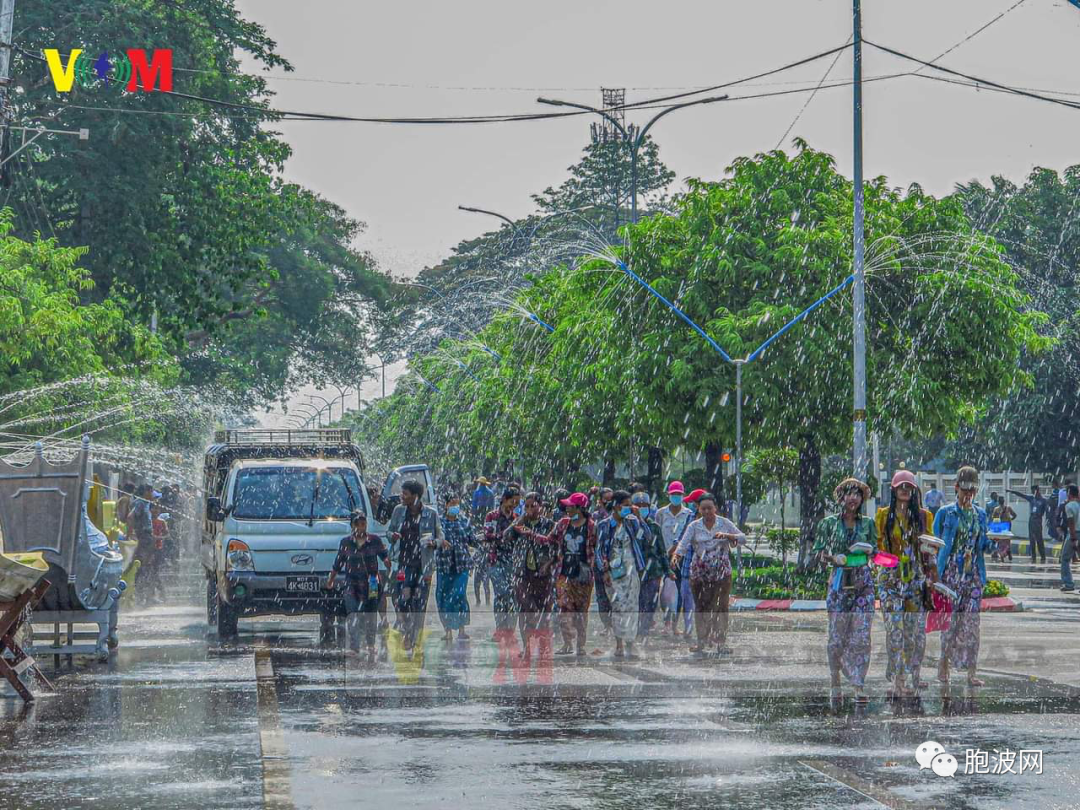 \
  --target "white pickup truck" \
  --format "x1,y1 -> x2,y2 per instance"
200,429 -> 433,638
